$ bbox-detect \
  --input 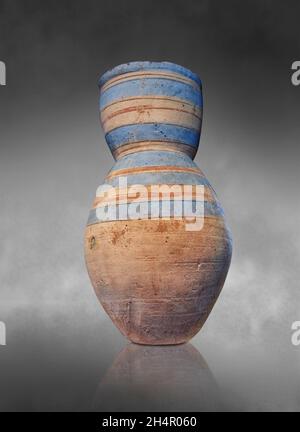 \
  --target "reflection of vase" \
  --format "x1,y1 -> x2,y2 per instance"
93,343 -> 222,411
85,61 -> 232,345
